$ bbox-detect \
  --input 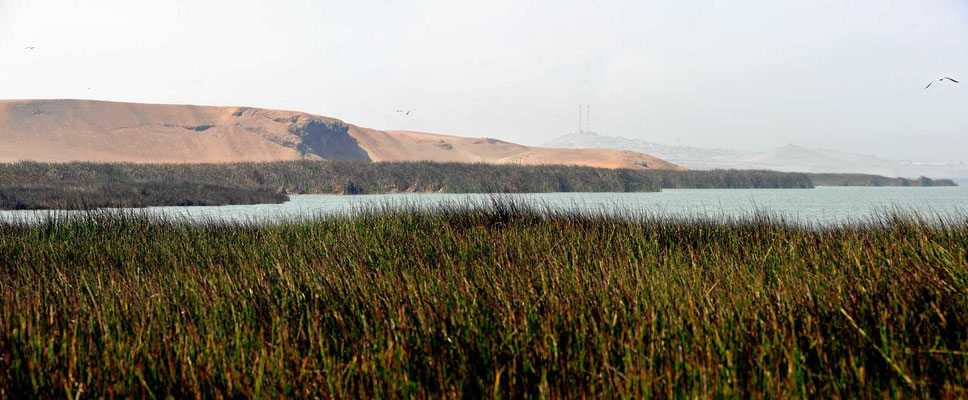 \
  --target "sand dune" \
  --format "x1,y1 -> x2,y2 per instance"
0,99 -> 682,170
